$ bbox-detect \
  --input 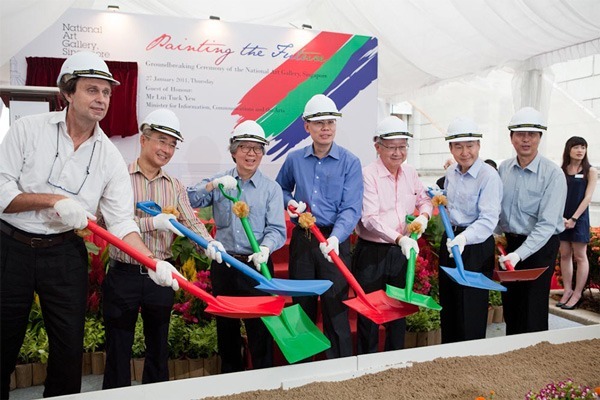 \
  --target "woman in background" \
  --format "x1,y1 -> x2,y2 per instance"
557,136 -> 597,310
